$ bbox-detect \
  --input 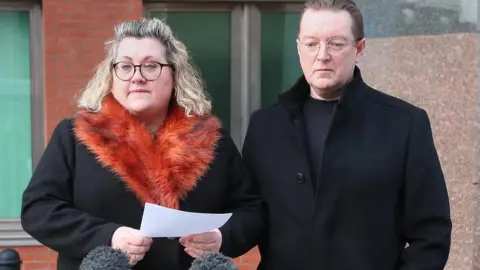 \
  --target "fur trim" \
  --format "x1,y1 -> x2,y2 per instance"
73,94 -> 221,209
